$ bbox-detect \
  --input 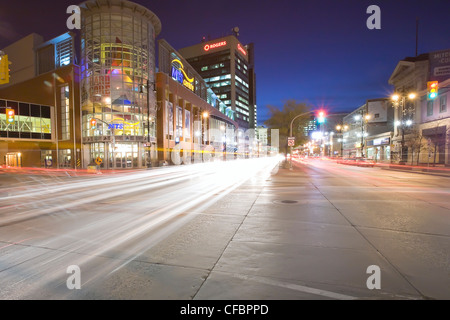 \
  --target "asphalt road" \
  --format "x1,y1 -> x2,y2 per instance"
0,157 -> 449,300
